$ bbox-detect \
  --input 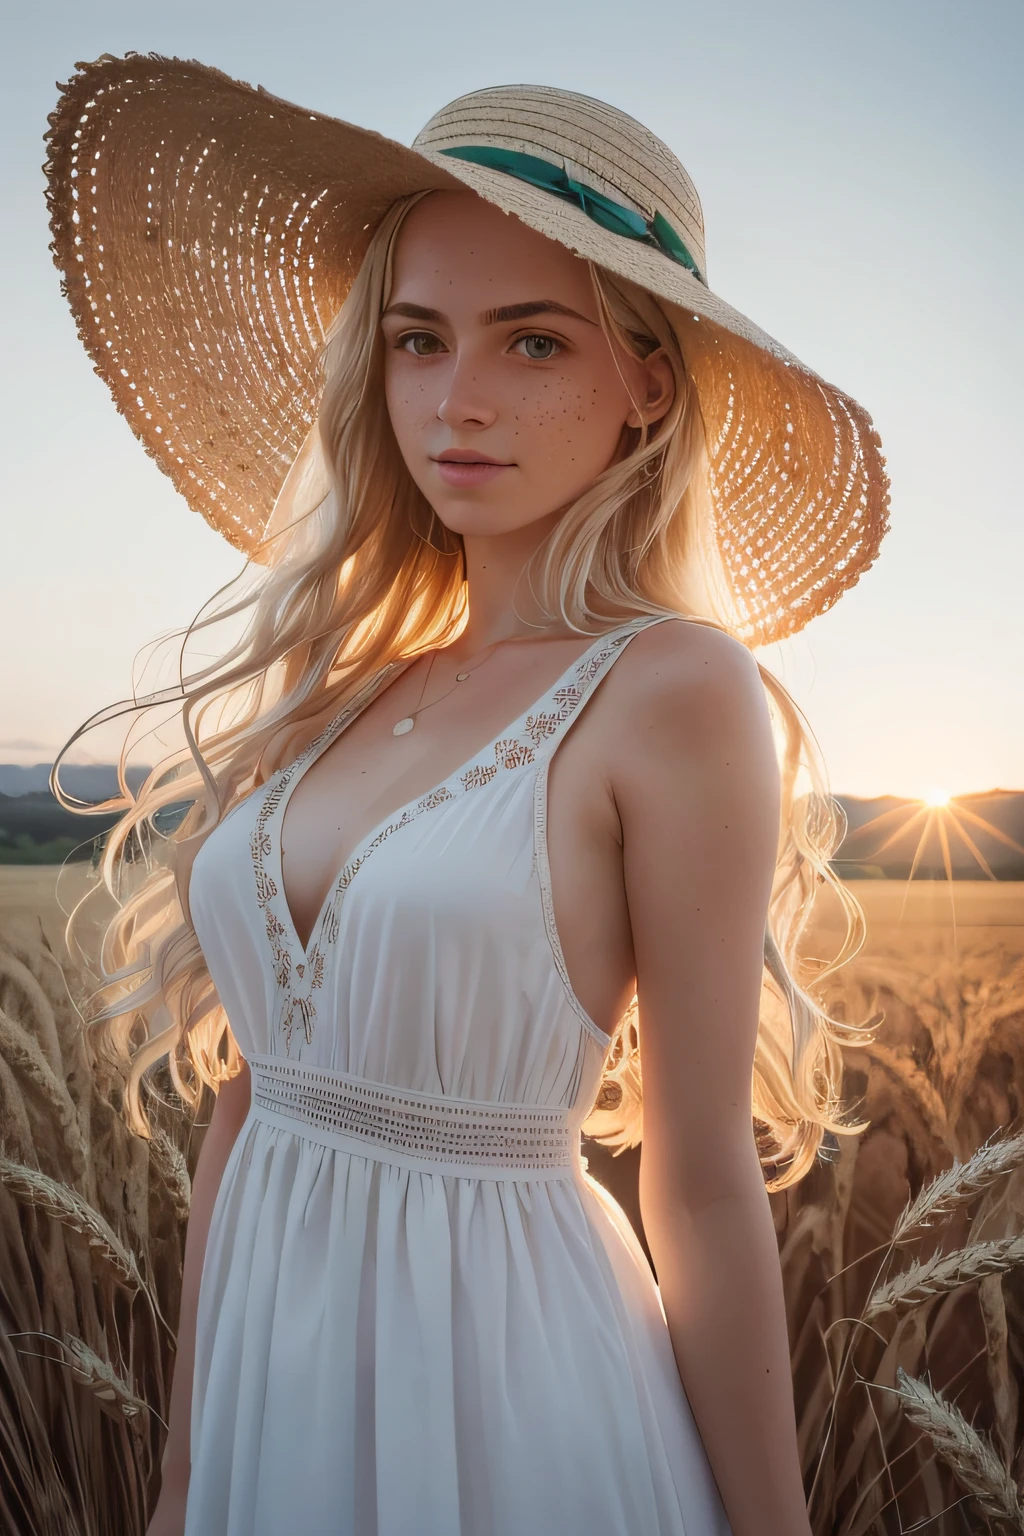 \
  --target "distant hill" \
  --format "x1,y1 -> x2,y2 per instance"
0,766 -> 1022,876
0,792 -> 124,864
0,763 -> 152,800
832,791 -> 1024,880
0,765 -> 159,865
